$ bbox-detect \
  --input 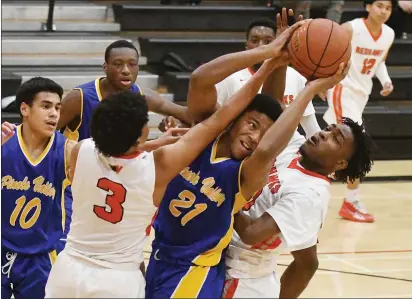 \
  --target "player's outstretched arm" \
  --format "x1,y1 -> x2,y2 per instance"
143,88 -> 192,126
152,57 -> 287,206
280,245 -> 318,298
187,20 -> 305,124
240,62 -> 350,200
57,89 -> 82,131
